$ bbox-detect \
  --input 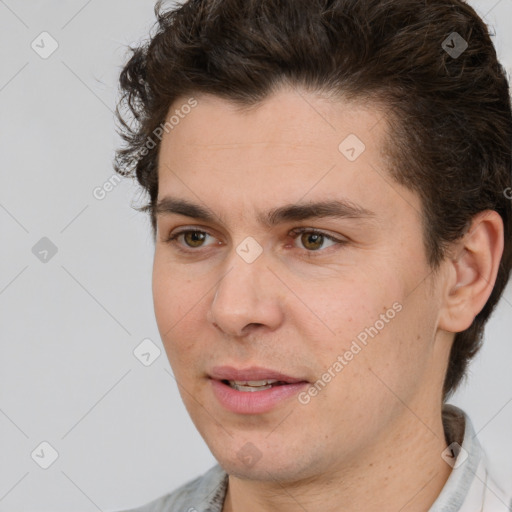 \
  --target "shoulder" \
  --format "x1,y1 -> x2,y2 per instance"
118,464 -> 228,512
